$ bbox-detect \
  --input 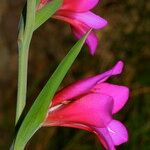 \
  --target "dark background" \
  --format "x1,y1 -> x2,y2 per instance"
0,0 -> 149,149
